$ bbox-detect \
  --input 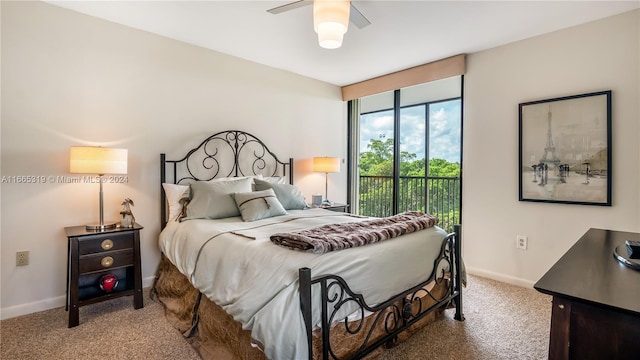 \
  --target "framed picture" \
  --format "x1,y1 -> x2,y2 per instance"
519,90 -> 611,206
